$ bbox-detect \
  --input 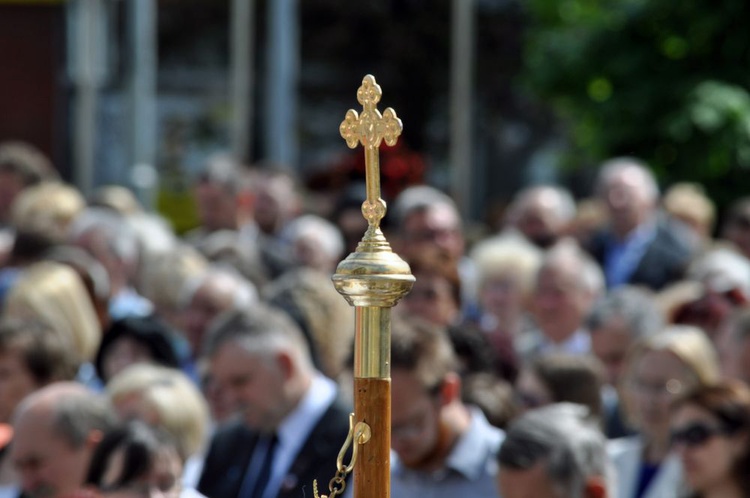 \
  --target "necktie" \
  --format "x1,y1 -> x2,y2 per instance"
247,434 -> 278,498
